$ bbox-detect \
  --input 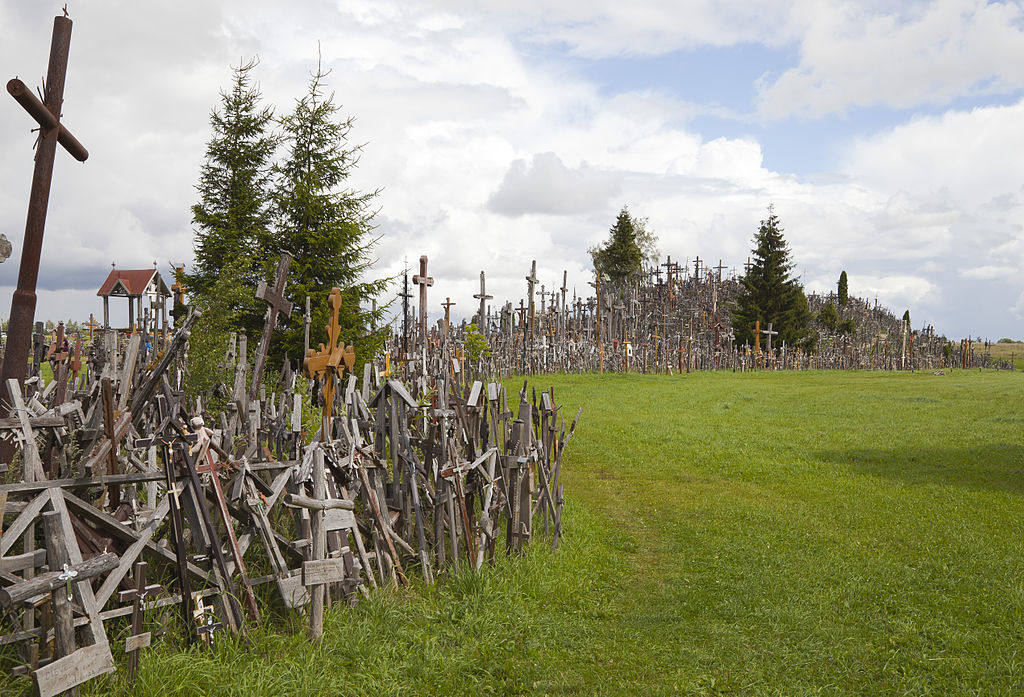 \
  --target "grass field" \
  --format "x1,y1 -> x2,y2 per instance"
30,369 -> 1024,695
